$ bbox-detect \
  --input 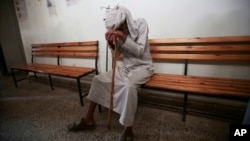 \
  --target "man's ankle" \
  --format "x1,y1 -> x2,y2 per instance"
123,126 -> 133,136
83,117 -> 95,126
